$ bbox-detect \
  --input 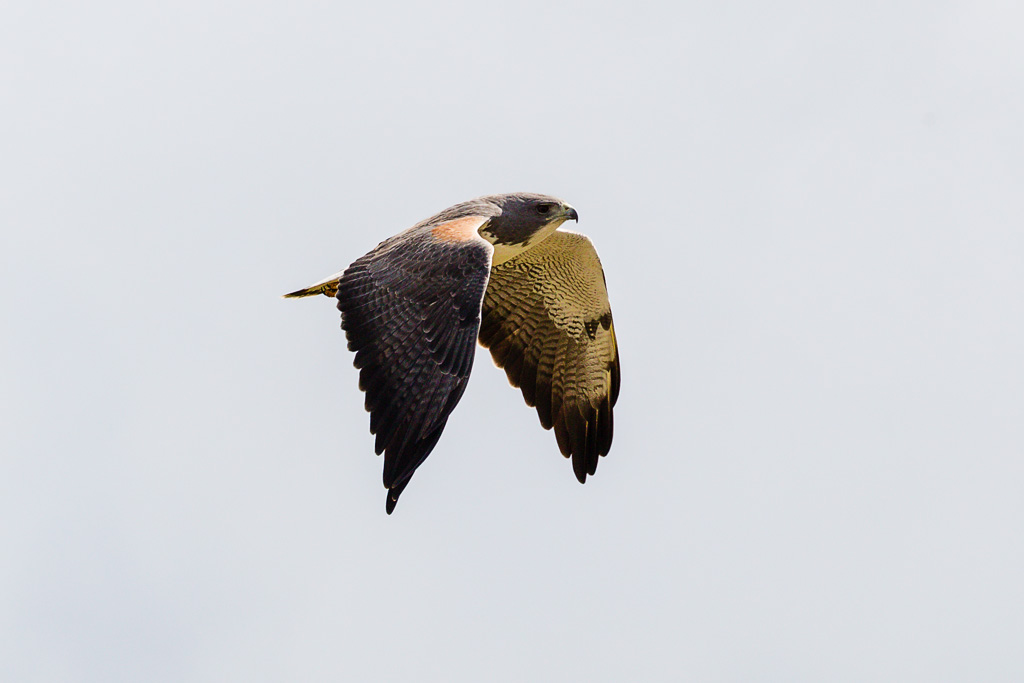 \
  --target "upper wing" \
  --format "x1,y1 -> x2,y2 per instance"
335,217 -> 494,513
479,230 -> 620,483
